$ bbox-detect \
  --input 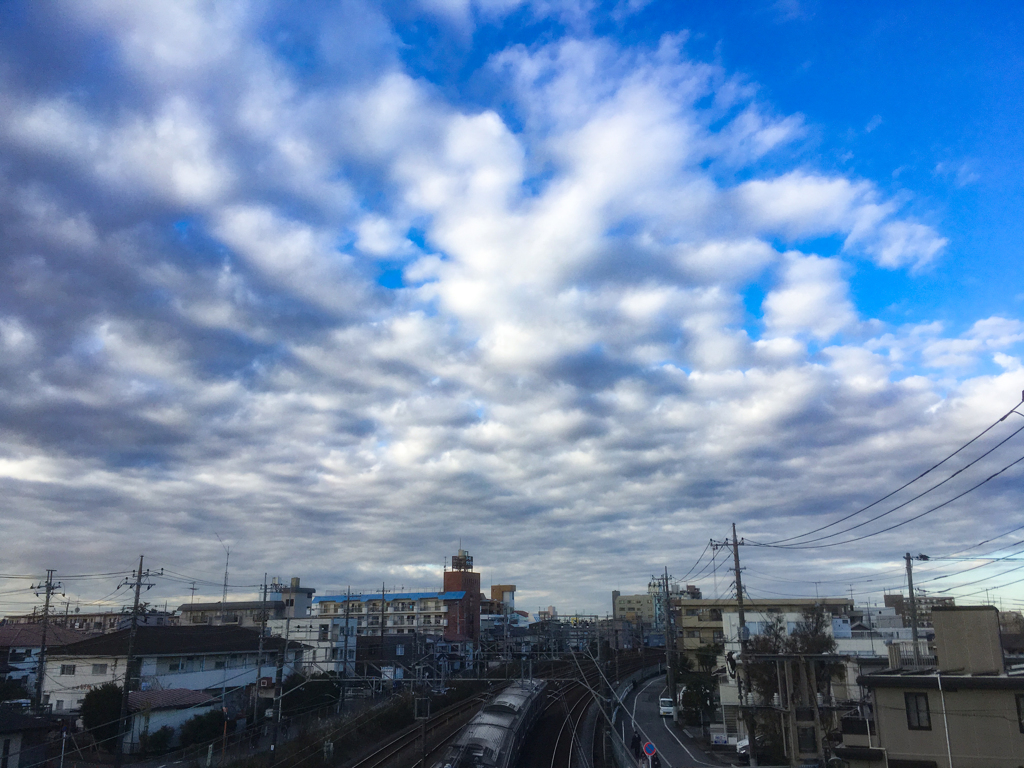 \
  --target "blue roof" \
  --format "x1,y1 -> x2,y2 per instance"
314,591 -> 466,603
